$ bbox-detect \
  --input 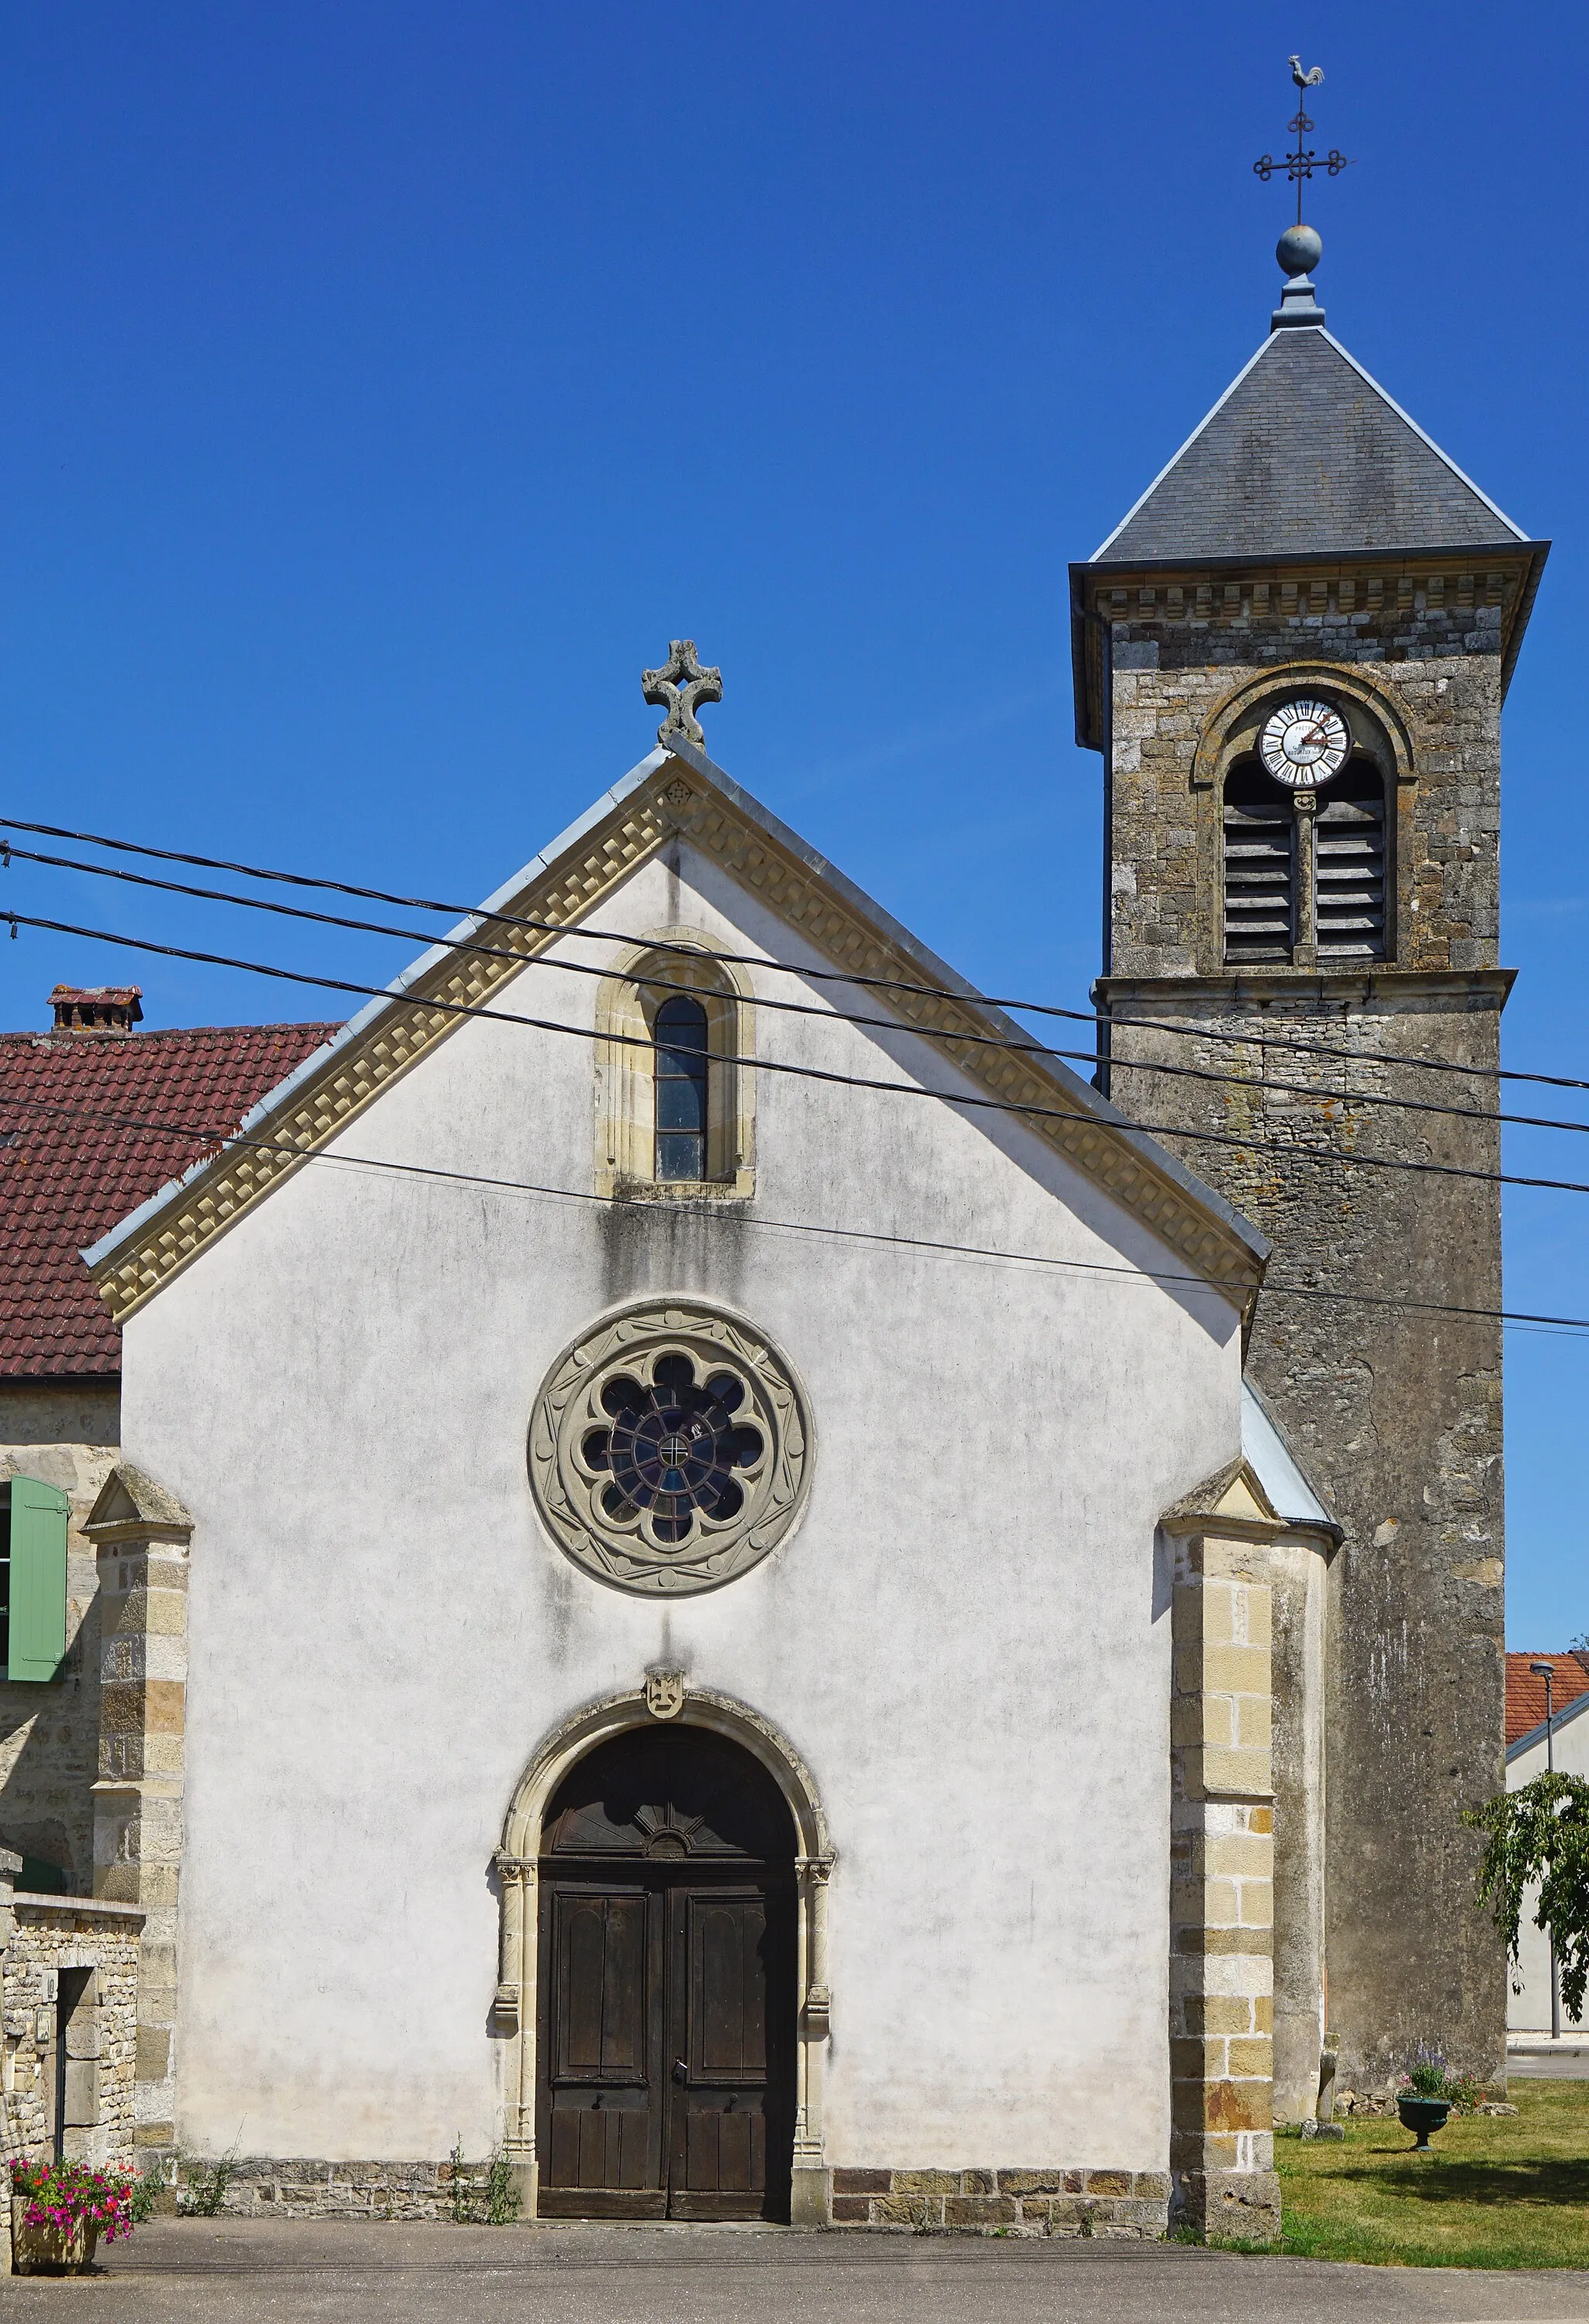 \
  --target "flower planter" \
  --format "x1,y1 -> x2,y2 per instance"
11,2194 -> 101,2274
1396,2094 -> 1451,2153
